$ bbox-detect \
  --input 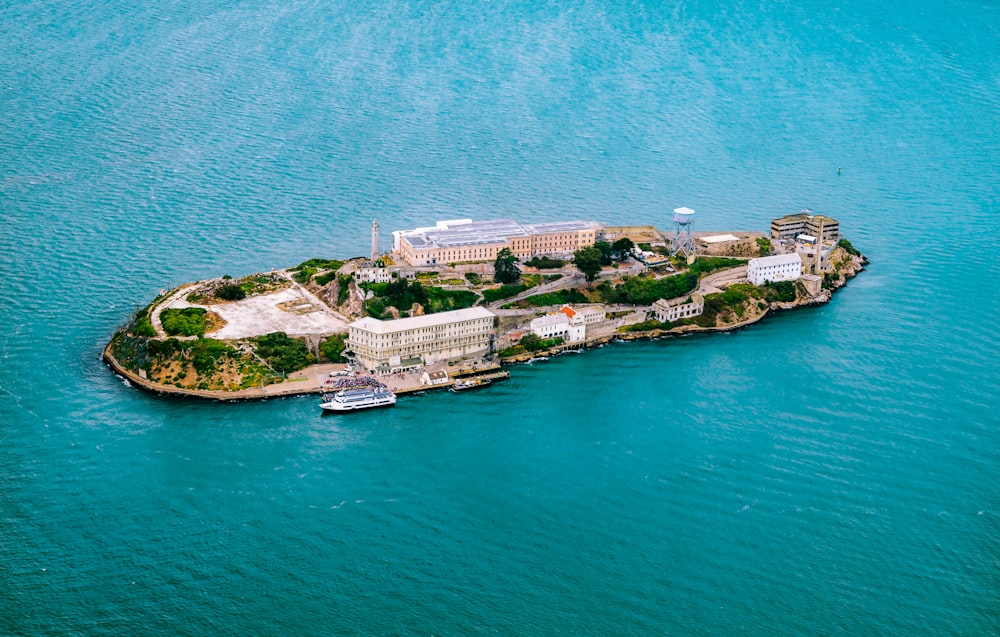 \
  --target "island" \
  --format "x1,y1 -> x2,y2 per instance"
104,211 -> 867,401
